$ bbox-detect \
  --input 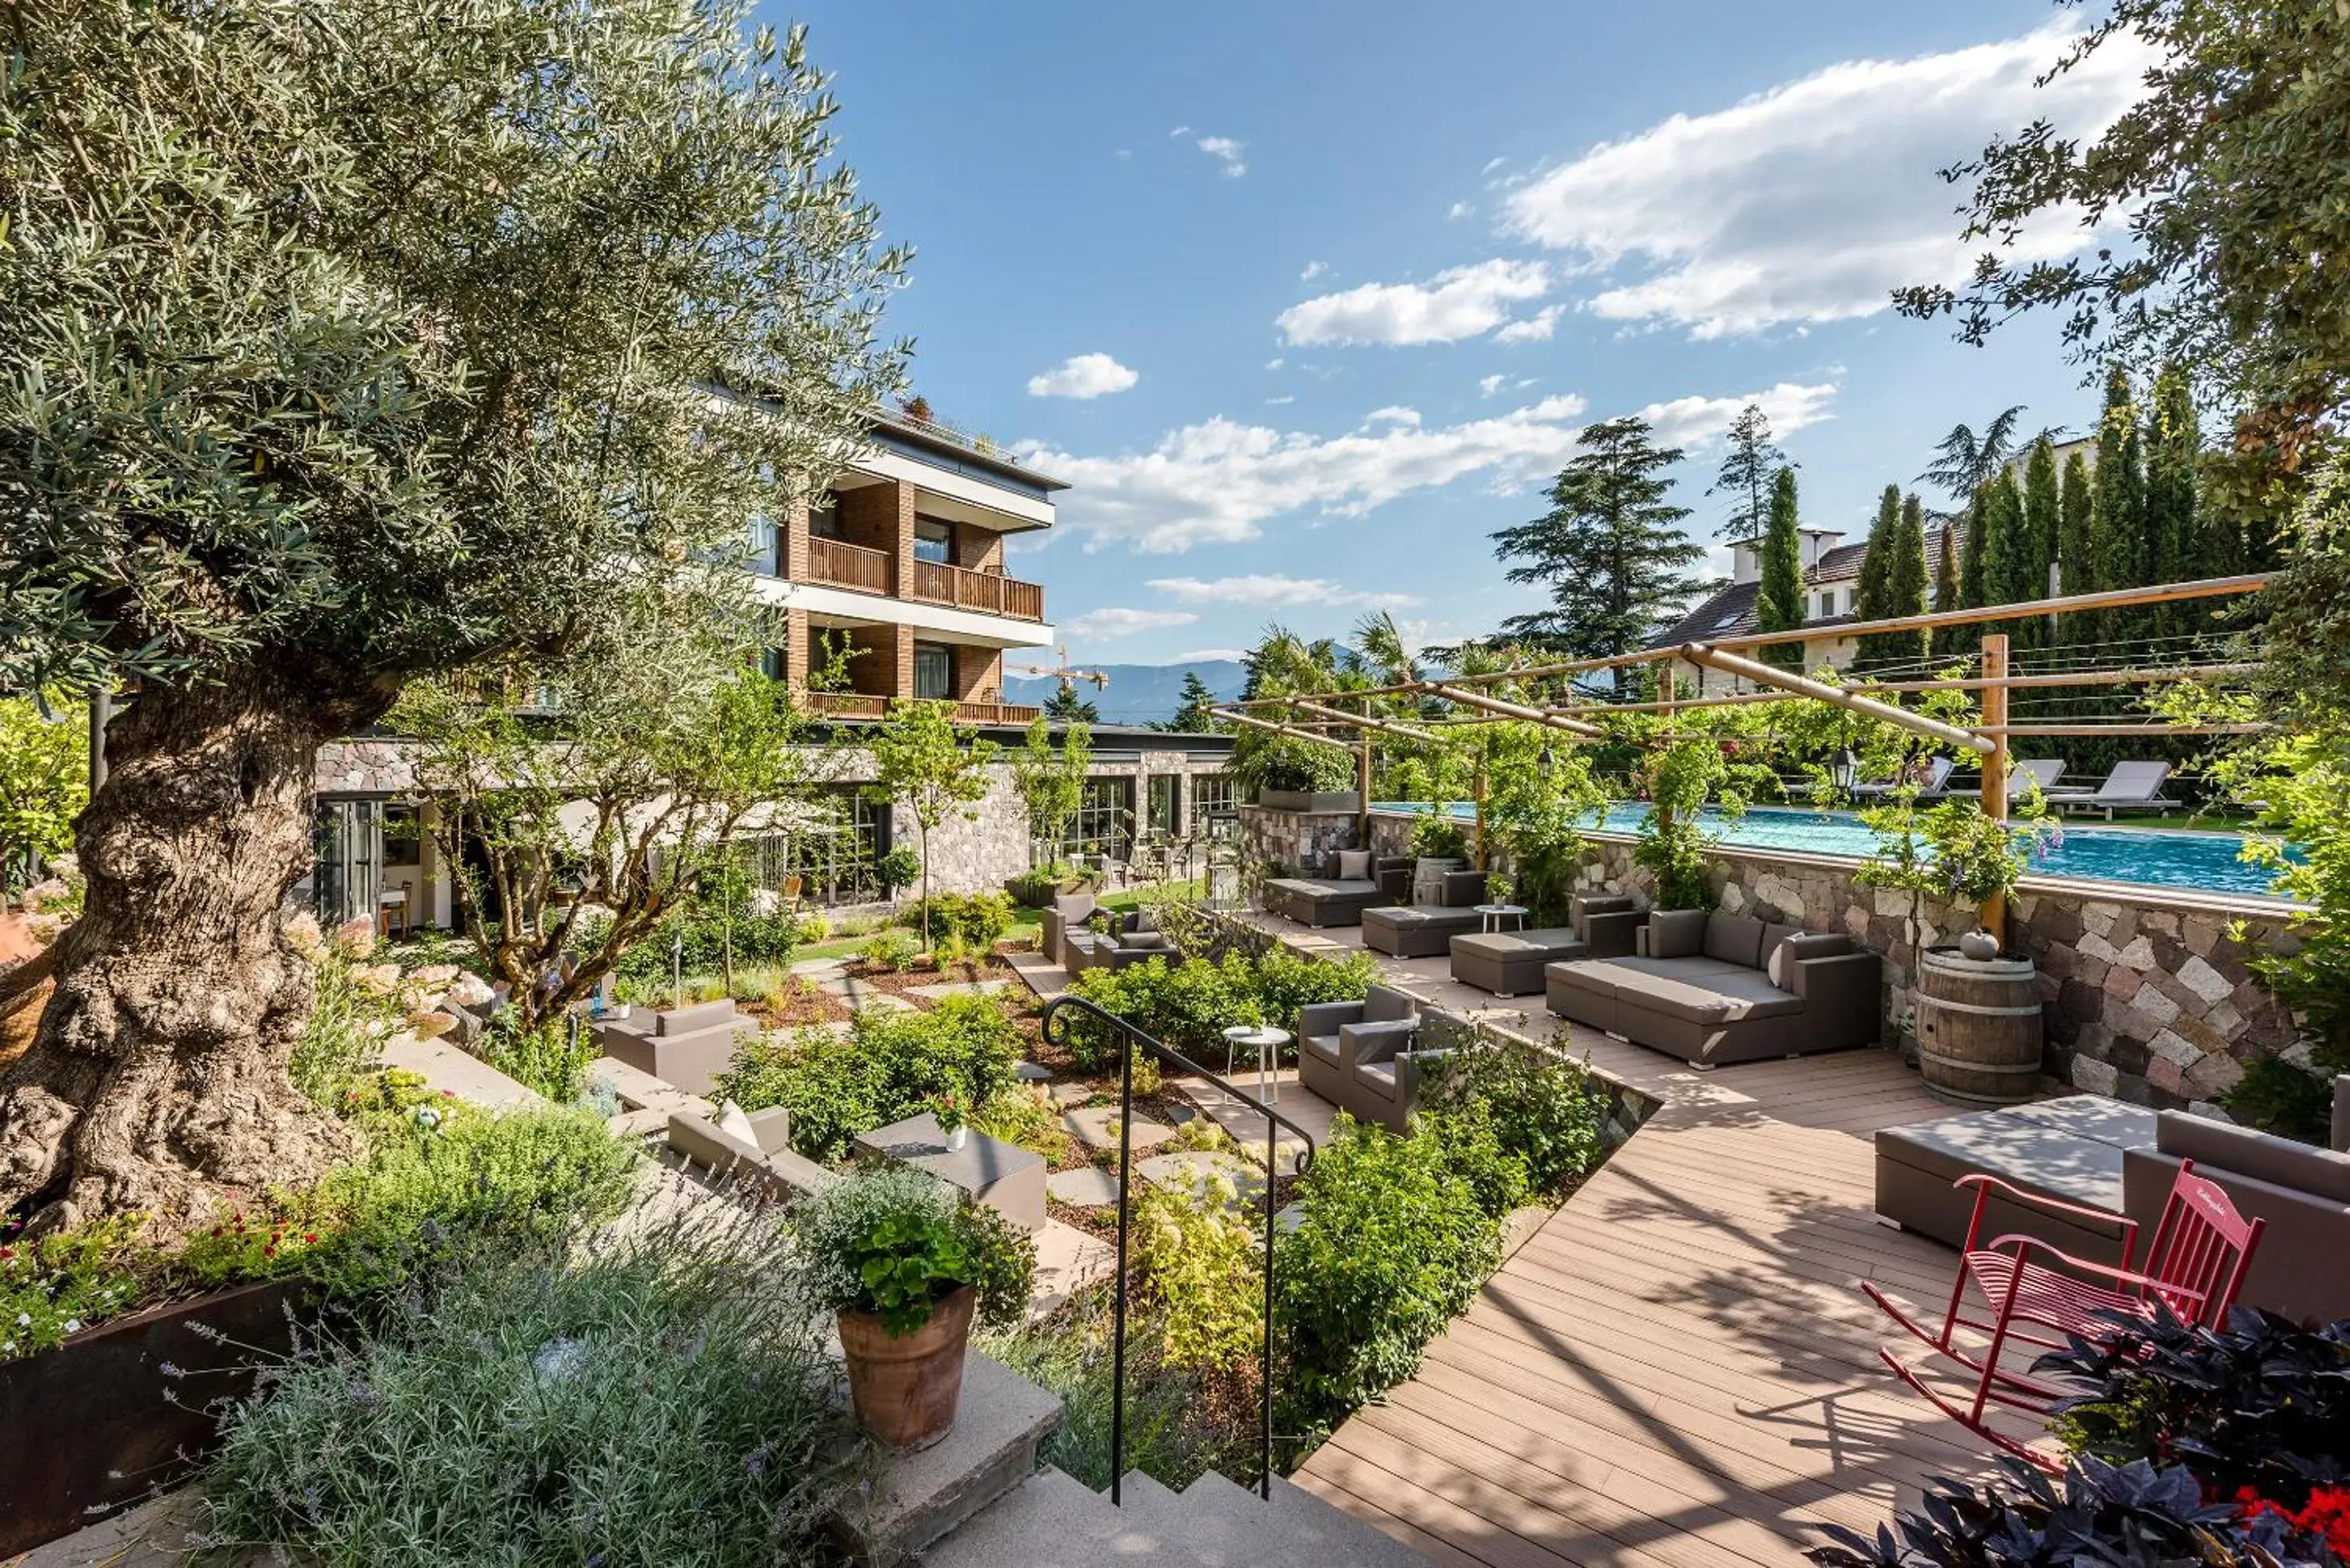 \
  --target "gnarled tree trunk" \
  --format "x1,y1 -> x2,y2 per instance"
0,669 -> 383,1233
